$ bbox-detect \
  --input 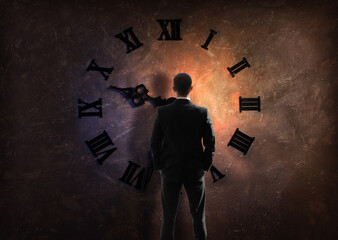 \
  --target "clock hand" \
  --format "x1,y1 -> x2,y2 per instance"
146,95 -> 176,107
109,84 -> 148,107
108,84 -> 176,107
